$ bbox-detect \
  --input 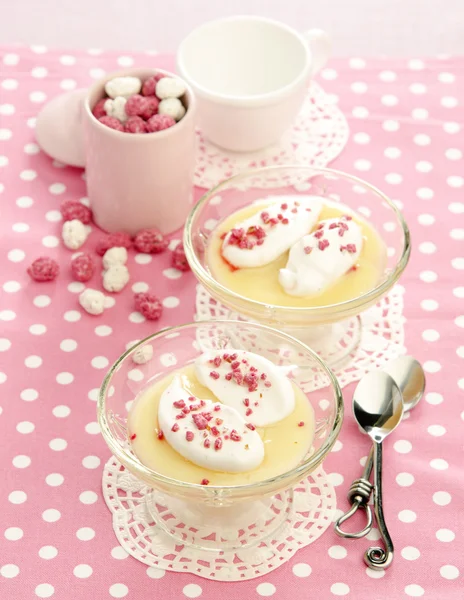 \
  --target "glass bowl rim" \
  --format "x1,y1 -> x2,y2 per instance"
183,165 -> 411,314
97,319 -> 344,492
